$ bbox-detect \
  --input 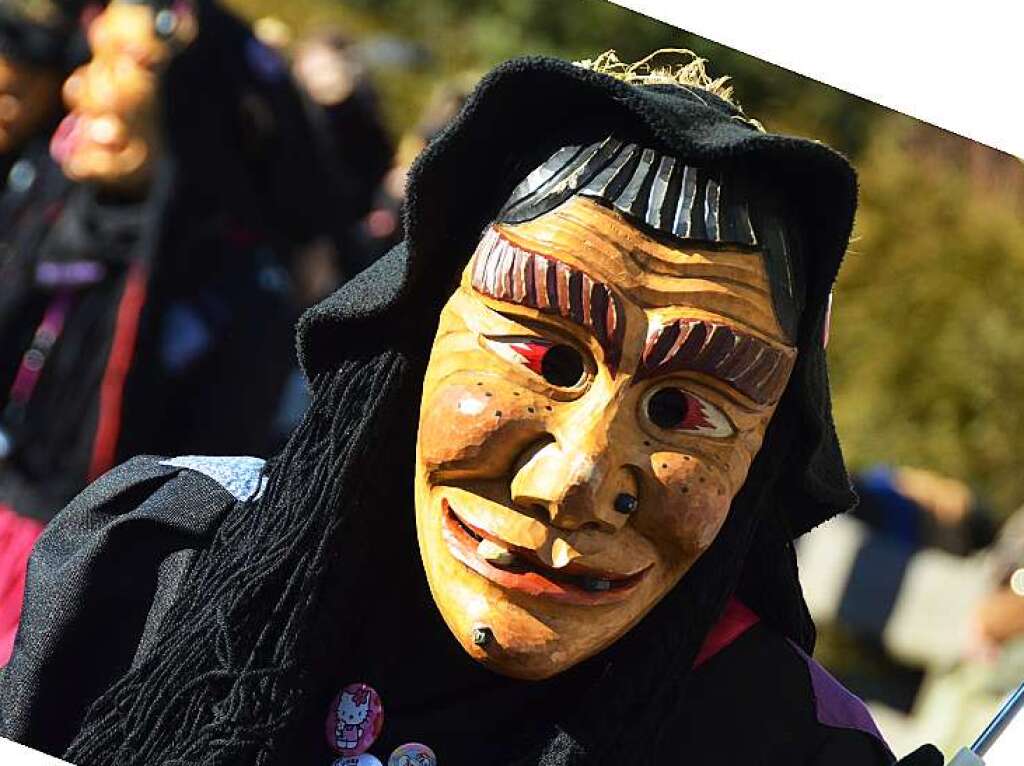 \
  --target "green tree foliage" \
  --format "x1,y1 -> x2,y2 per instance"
831,120 -> 1024,512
